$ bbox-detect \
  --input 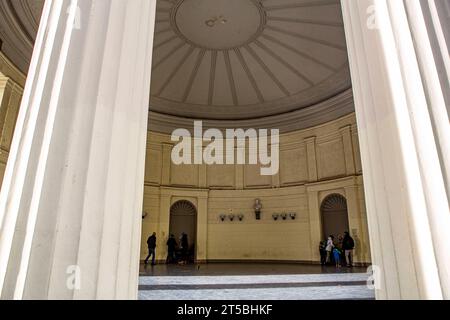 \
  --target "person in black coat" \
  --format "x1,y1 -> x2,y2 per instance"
144,232 -> 157,266
180,233 -> 189,264
342,231 -> 355,267
166,234 -> 177,264
319,240 -> 327,265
